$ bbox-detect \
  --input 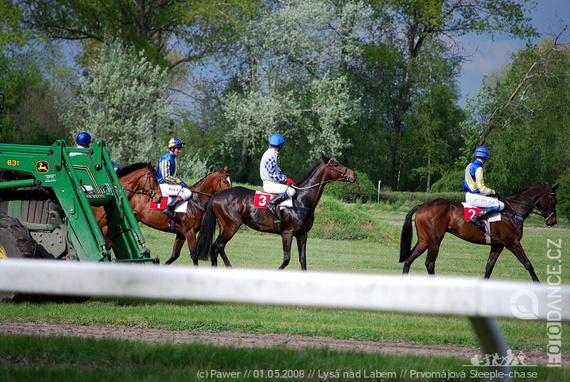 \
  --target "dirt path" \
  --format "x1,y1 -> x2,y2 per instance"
0,322 -> 556,366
